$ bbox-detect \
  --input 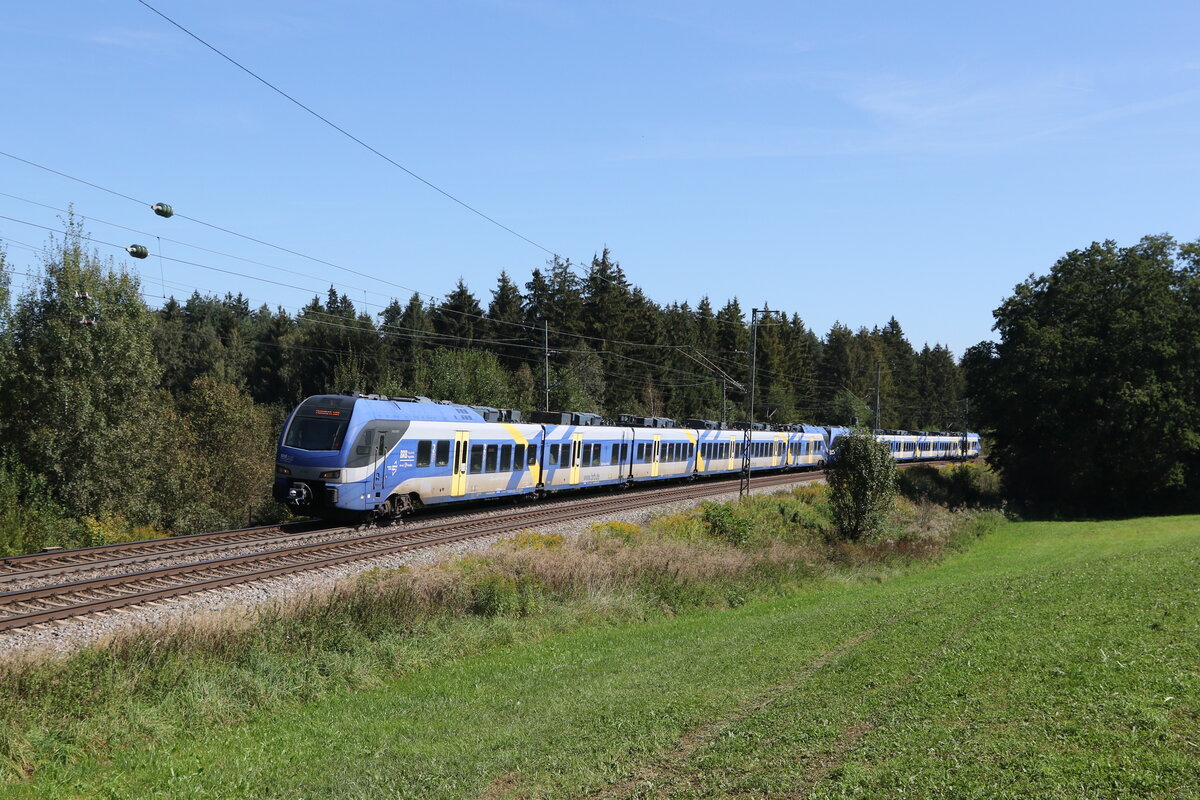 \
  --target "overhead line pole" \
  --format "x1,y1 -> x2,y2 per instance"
741,308 -> 778,500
